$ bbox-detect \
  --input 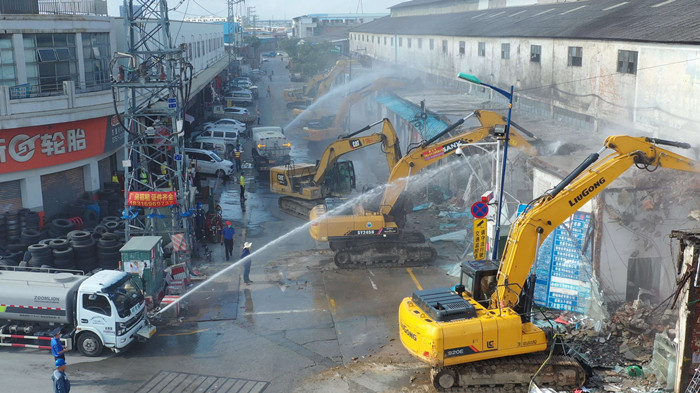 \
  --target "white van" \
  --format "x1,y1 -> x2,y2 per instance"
188,137 -> 237,161
197,127 -> 240,143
